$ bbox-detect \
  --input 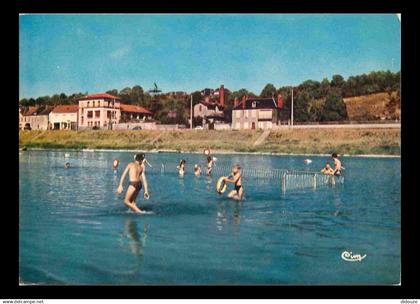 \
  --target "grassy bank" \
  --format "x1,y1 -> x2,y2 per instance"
19,128 -> 401,155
